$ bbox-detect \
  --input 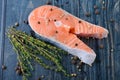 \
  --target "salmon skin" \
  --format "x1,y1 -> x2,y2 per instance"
28,5 -> 108,66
